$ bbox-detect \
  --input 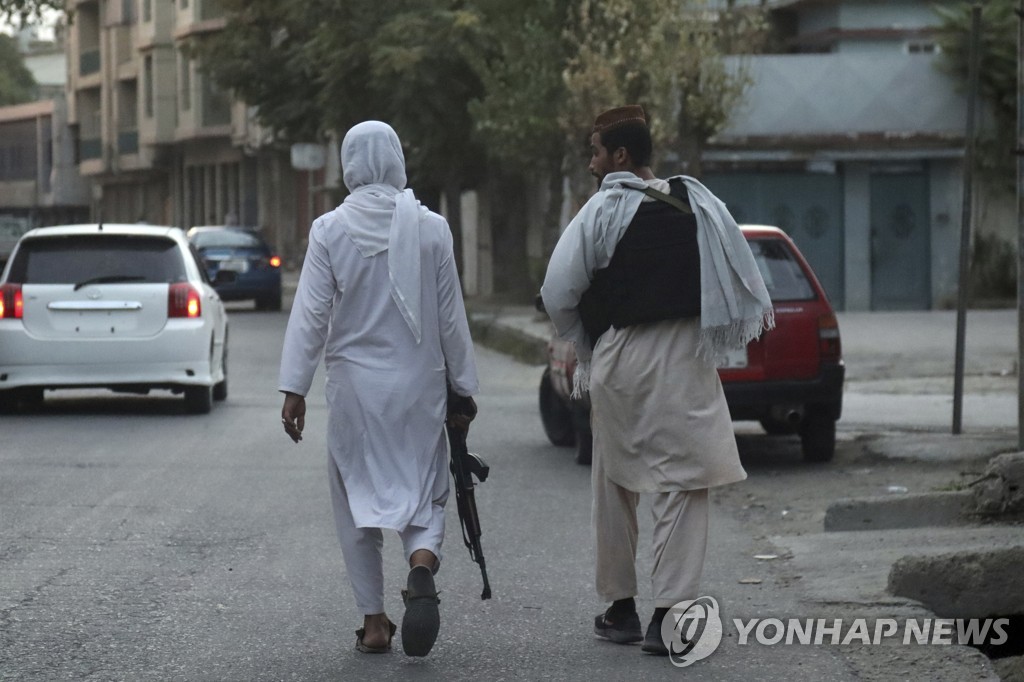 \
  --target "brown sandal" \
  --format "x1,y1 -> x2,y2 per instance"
355,619 -> 396,653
